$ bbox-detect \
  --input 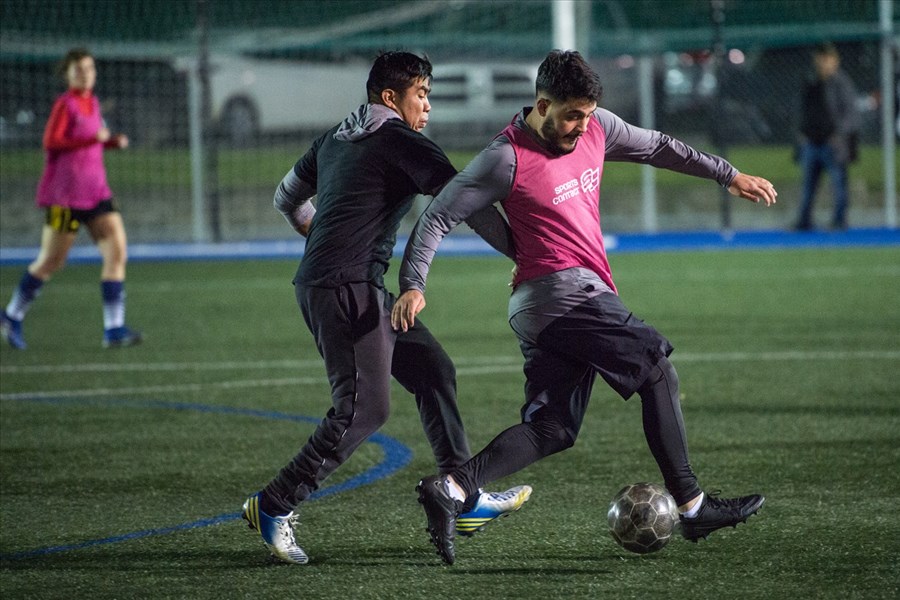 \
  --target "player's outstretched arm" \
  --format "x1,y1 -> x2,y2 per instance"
727,172 -> 778,206
391,290 -> 426,332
